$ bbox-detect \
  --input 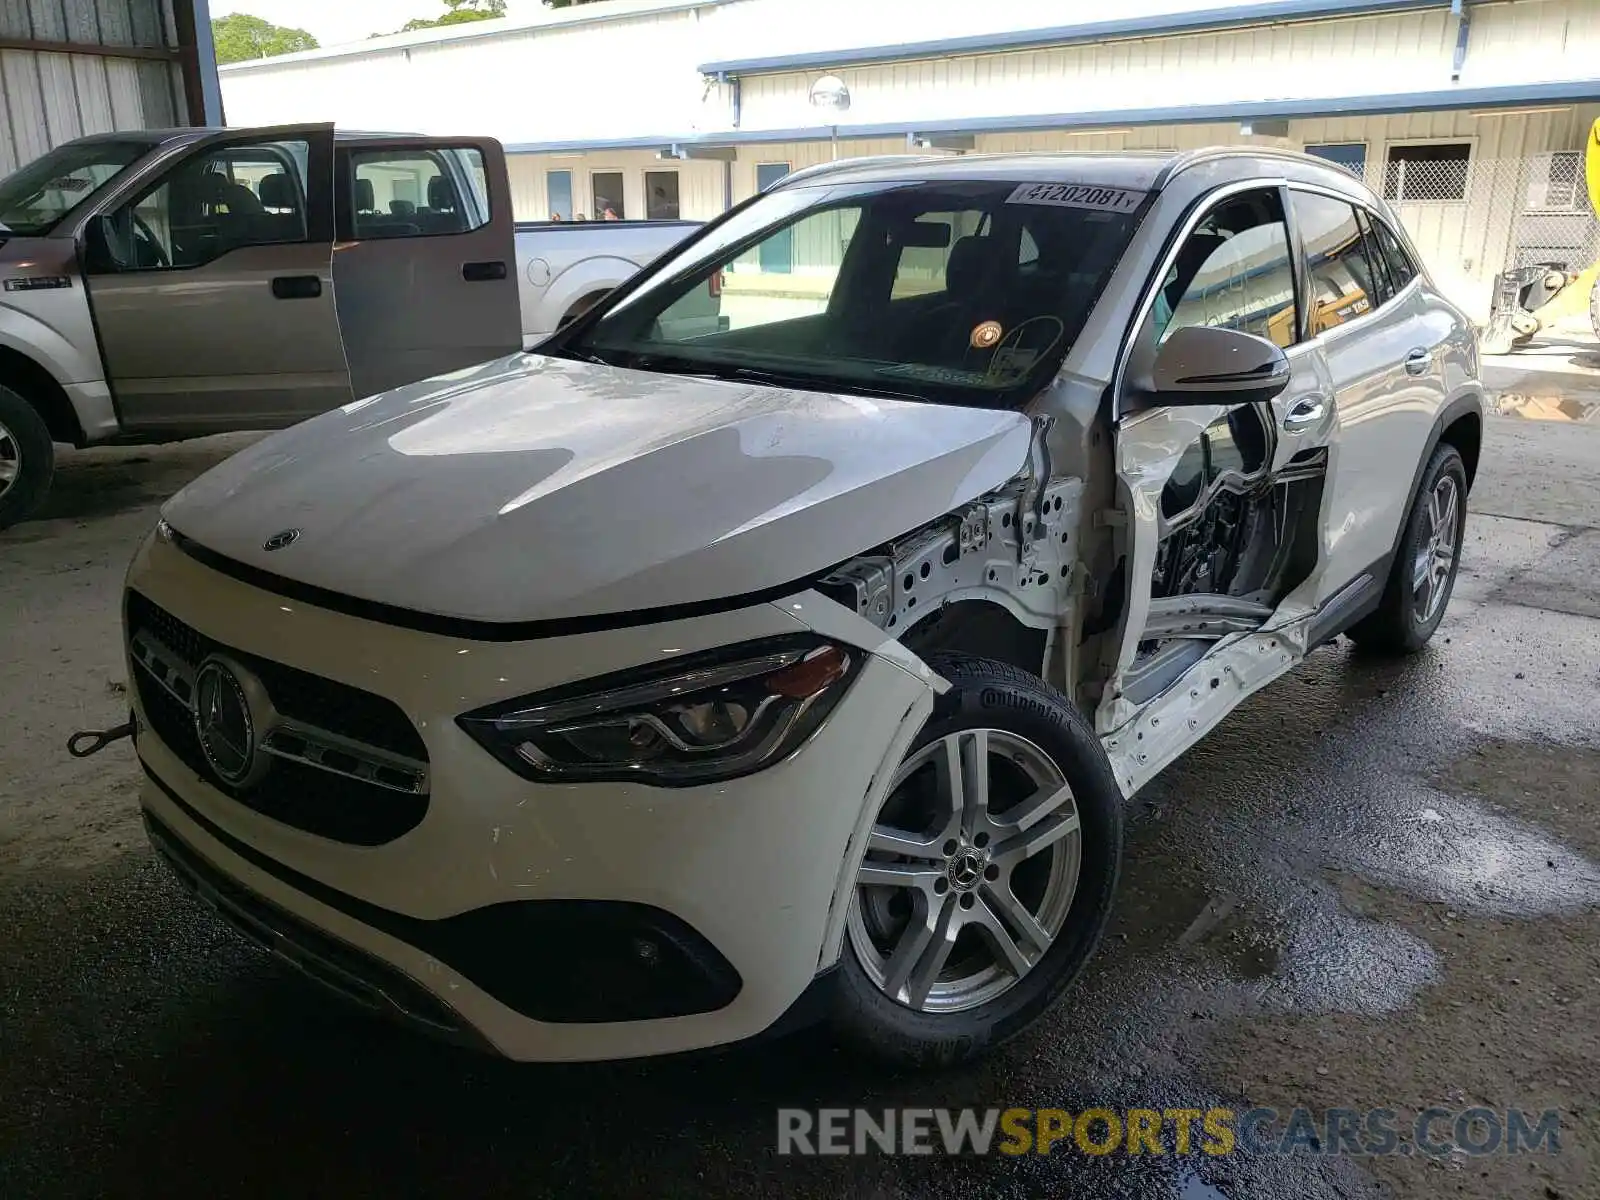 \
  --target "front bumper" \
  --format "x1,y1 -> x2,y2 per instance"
129,533 -> 936,1061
